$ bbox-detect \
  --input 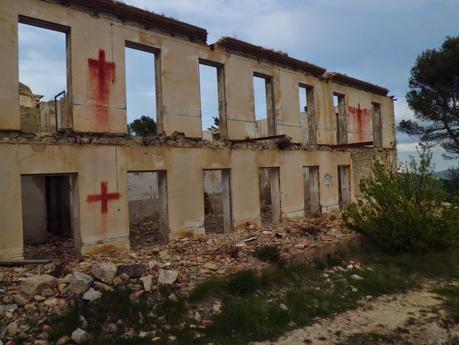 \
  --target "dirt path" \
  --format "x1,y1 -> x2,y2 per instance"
253,284 -> 459,345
